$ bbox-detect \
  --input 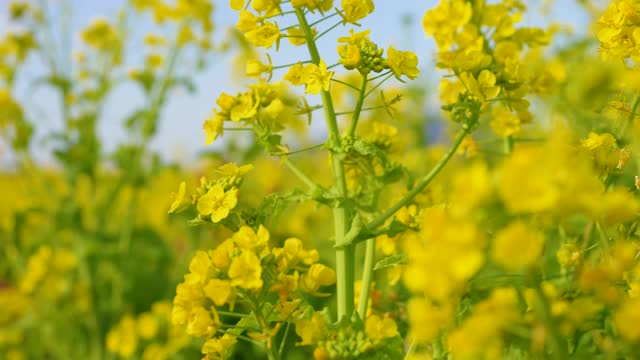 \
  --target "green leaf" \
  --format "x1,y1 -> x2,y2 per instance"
373,253 -> 407,271
228,314 -> 259,336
